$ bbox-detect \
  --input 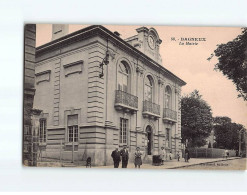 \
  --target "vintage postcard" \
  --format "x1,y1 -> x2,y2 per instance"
23,24 -> 247,170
